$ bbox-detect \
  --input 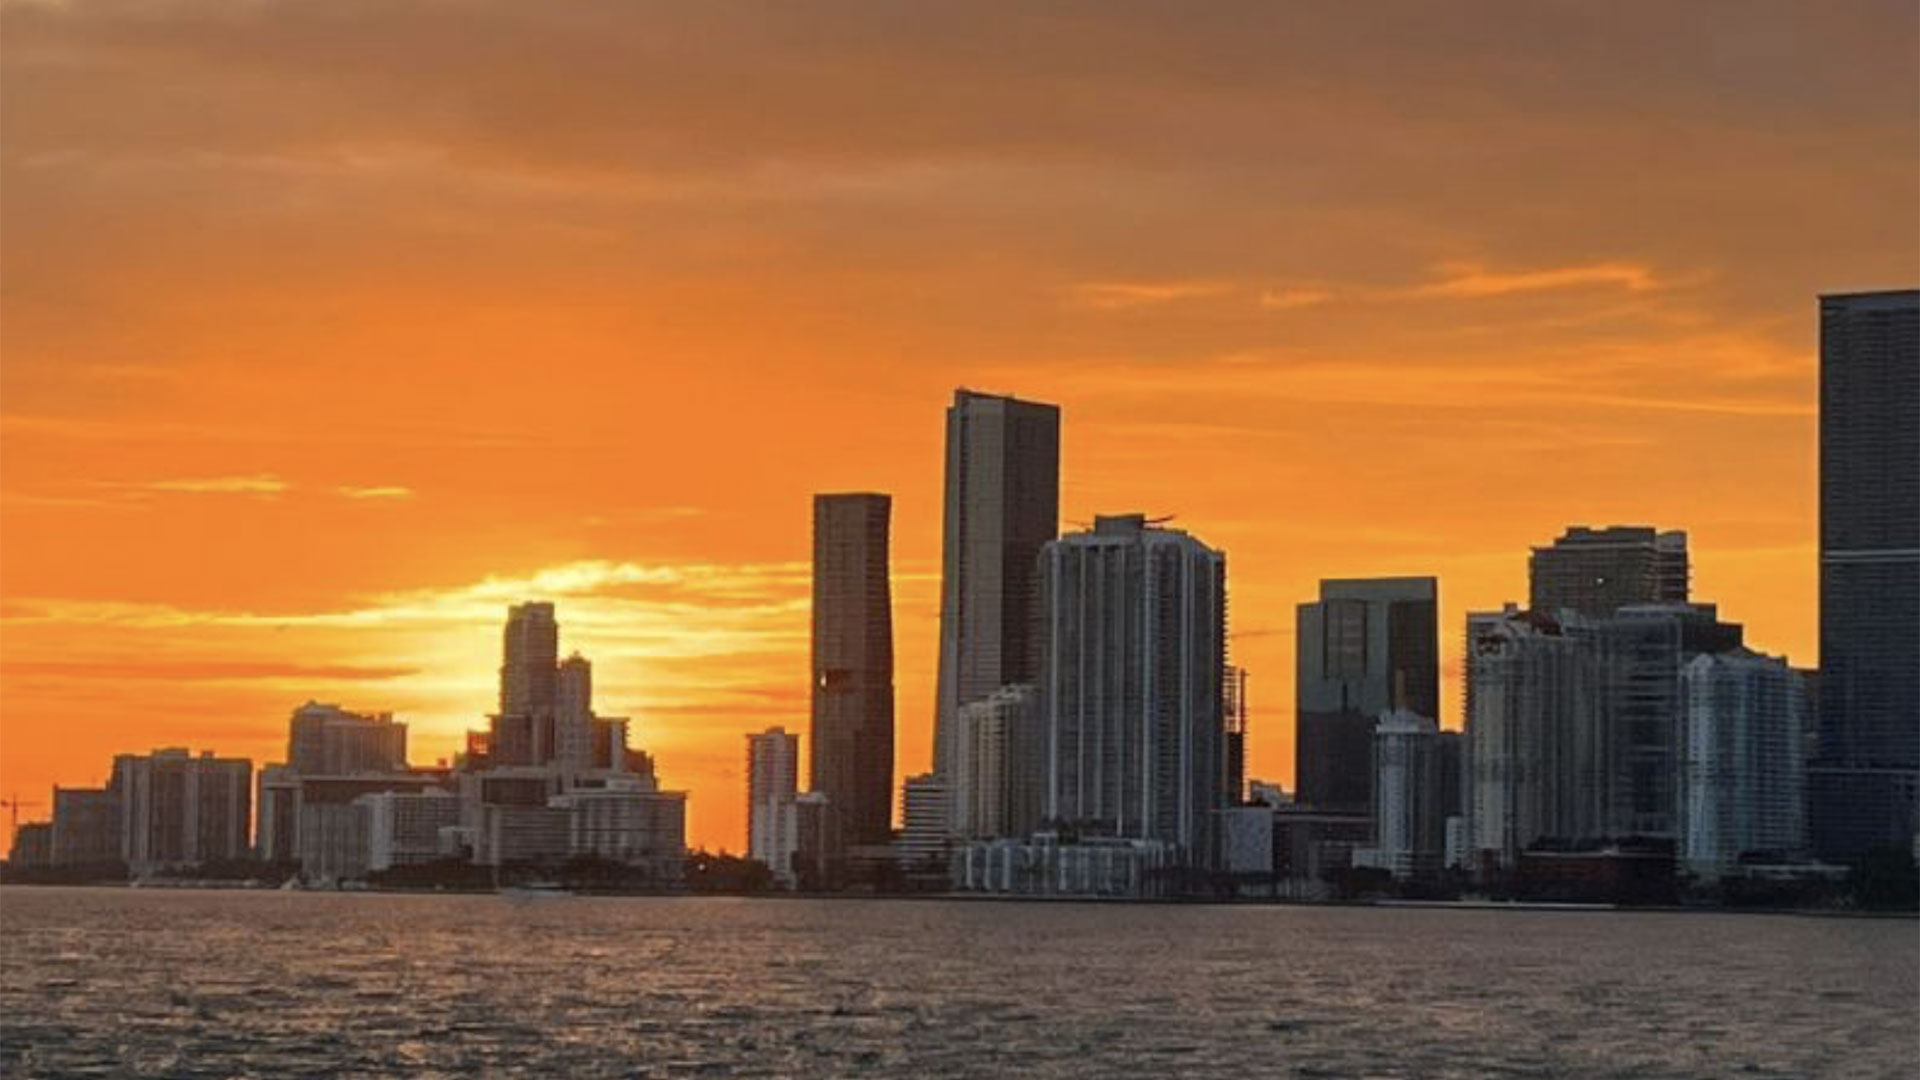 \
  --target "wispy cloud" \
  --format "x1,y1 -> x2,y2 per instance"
133,474 -> 291,496
1065,280 -> 1235,310
1412,261 -> 1663,299
334,485 -> 414,500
